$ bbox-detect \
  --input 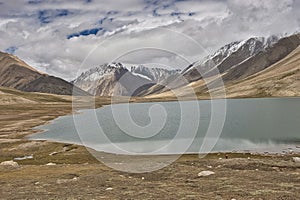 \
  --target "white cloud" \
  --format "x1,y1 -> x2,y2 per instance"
0,0 -> 299,81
